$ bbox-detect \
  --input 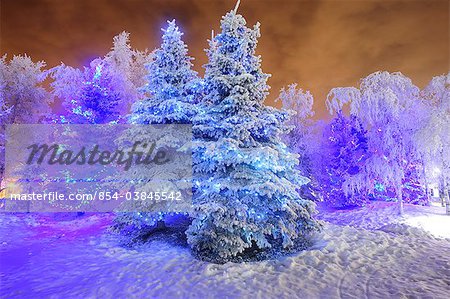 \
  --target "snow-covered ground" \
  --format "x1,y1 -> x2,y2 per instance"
317,201 -> 450,238
1,202 -> 449,298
